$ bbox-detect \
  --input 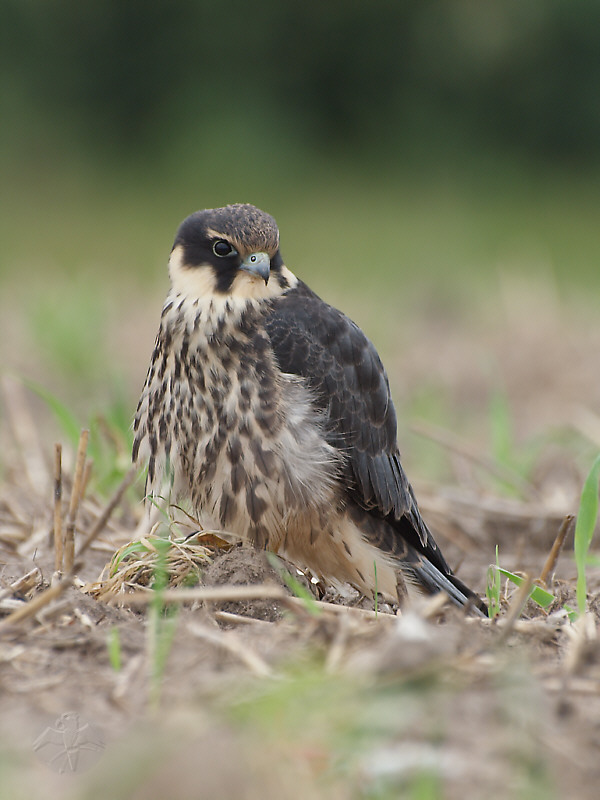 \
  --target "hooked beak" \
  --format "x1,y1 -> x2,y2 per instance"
240,252 -> 270,284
